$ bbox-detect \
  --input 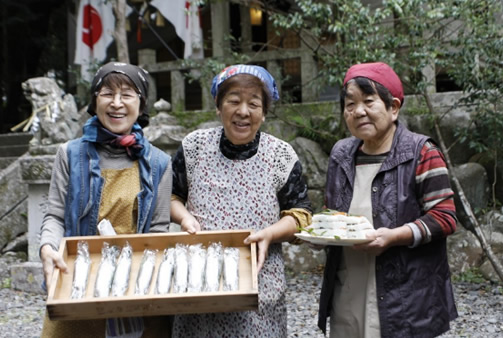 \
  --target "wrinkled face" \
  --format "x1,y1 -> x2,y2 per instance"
95,85 -> 141,135
343,82 -> 399,146
217,85 -> 265,145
